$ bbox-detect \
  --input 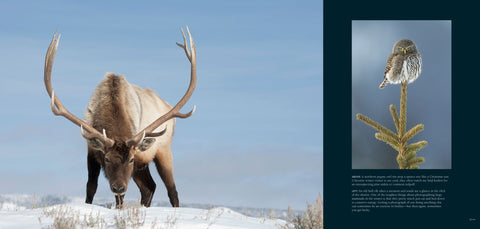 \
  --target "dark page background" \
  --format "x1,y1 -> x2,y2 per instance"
324,0 -> 479,228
